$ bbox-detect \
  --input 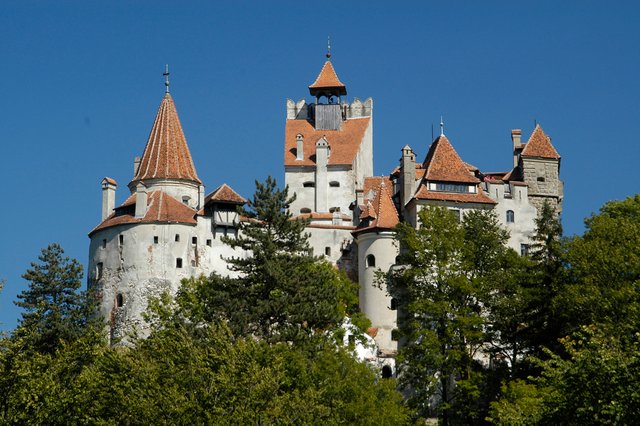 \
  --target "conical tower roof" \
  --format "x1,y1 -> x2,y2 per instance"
308,57 -> 347,97
131,94 -> 201,185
